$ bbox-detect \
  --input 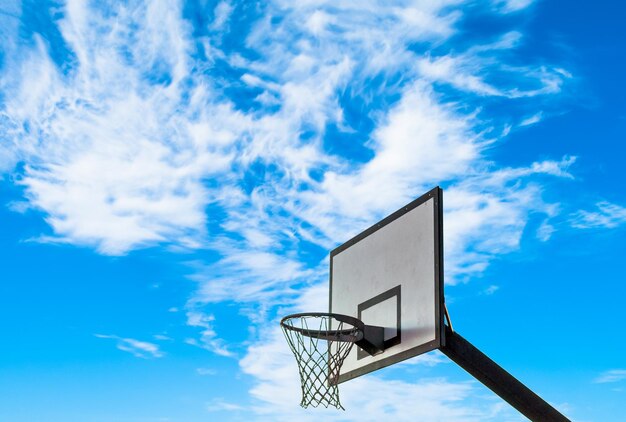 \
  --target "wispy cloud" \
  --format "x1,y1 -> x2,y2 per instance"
493,0 -> 535,13
593,369 -> 626,384
483,285 -> 500,295
417,31 -> 569,99
196,367 -> 218,376
206,399 -> 245,412
94,334 -> 164,359
153,334 -> 172,341
185,311 -> 232,357
570,201 -> 626,229
444,157 -> 573,284
520,112 -> 543,127
536,220 -> 556,241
